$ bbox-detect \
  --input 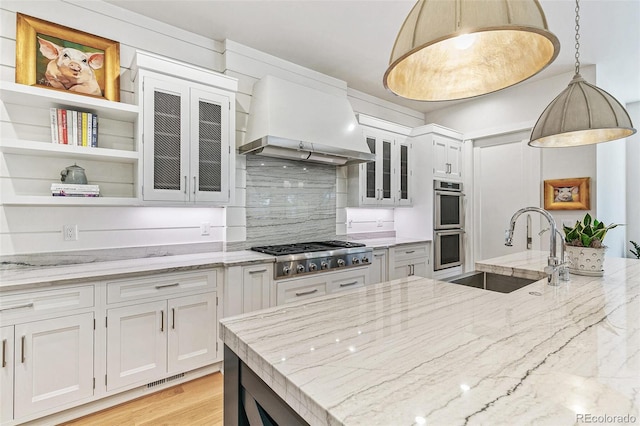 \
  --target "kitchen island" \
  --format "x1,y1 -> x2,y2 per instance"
220,251 -> 640,425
